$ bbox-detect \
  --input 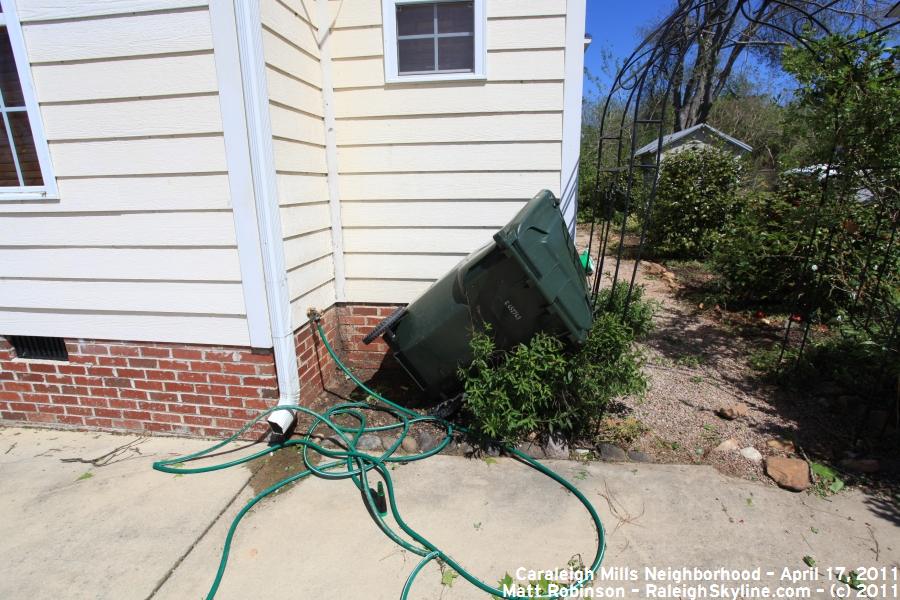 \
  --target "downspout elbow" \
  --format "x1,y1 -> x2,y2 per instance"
266,329 -> 300,436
